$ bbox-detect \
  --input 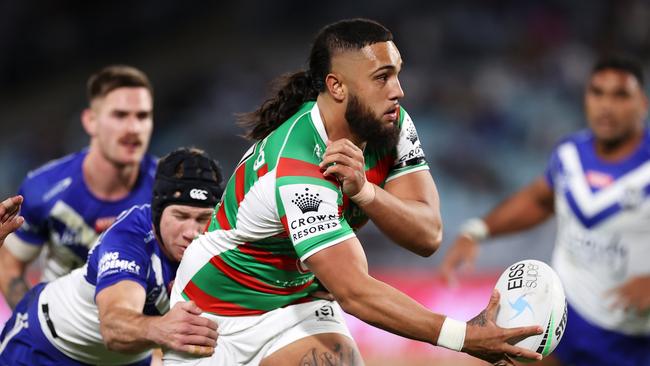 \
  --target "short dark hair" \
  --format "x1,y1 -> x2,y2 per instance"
592,55 -> 644,86
86,65 -> 153,103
